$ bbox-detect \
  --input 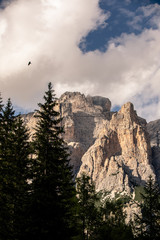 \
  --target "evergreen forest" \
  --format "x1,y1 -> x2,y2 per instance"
0,83 -> 160,240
